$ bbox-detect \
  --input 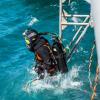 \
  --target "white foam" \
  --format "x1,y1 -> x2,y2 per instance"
23,65 -> 83,94
28,17 -> 39,26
